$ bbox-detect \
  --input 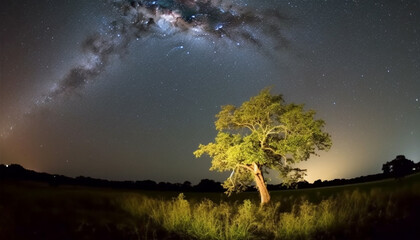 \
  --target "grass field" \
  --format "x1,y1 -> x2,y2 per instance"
1,173 -> 419,239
